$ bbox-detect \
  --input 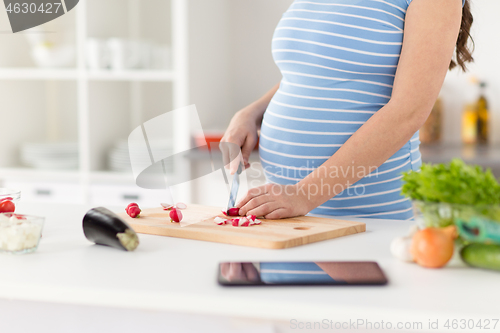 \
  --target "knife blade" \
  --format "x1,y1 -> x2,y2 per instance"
226,163 -> 243,211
